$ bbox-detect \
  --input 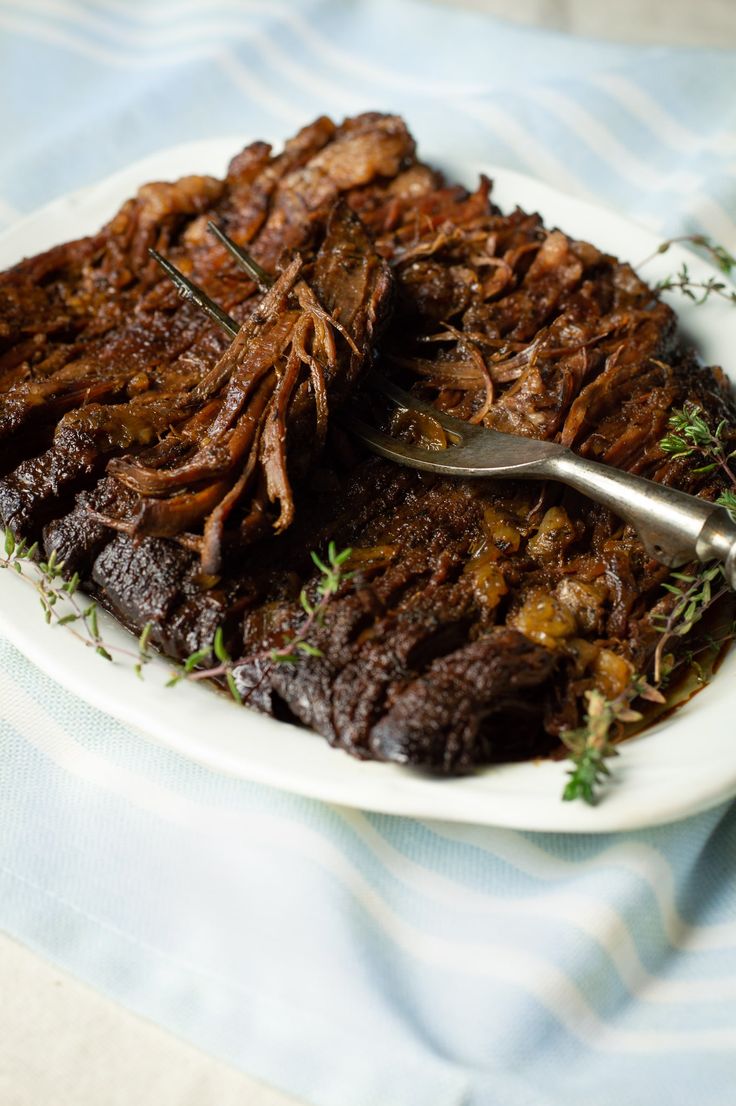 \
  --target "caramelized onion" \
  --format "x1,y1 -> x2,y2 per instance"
594,649 -> 634,699
390,408 -> 448,450
510,589 -> 578,649
464,550 -> 508,610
